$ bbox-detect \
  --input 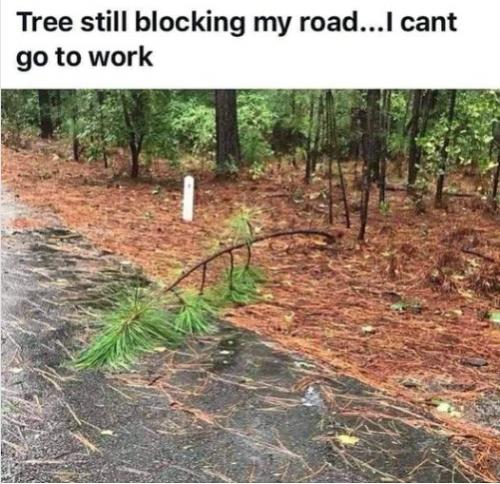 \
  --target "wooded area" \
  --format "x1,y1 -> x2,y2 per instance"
3,90 -> 500,232
2,89 -> 500,480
